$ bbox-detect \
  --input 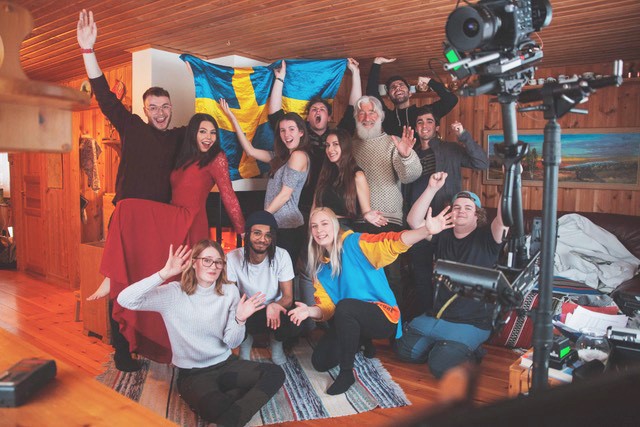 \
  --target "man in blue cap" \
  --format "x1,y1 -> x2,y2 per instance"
395,172 -> 508,379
